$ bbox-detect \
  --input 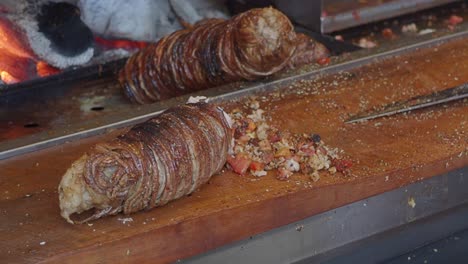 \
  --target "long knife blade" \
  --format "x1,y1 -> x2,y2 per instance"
346,83 -> 468,124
